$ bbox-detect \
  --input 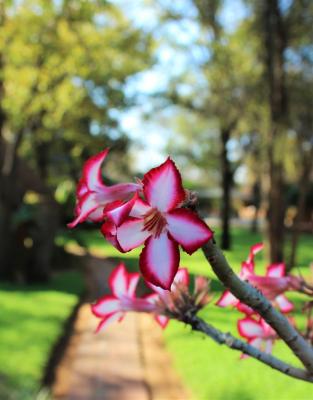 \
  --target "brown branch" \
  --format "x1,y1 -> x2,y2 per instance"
201,239 -> 313,374
183,314 -> 313,383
